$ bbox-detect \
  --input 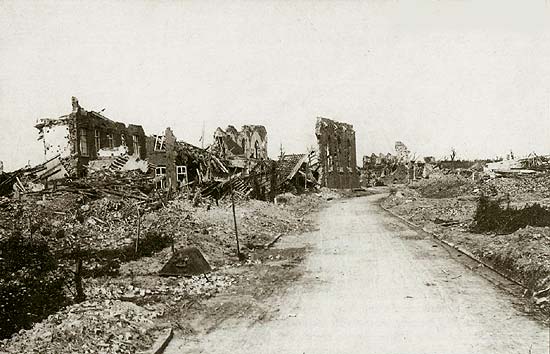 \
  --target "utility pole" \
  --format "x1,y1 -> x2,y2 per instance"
74,245 -> 85,303
229,170 -> 242,260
